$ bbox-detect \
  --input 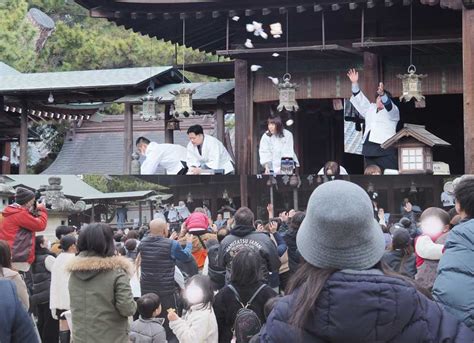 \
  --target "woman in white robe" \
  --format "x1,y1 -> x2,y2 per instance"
259,116 -> 300,174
